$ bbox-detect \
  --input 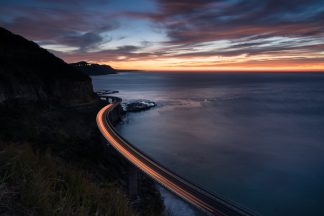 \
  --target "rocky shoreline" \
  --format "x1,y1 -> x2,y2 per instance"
95,89 -> 157,112
124,99 -> 157,112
